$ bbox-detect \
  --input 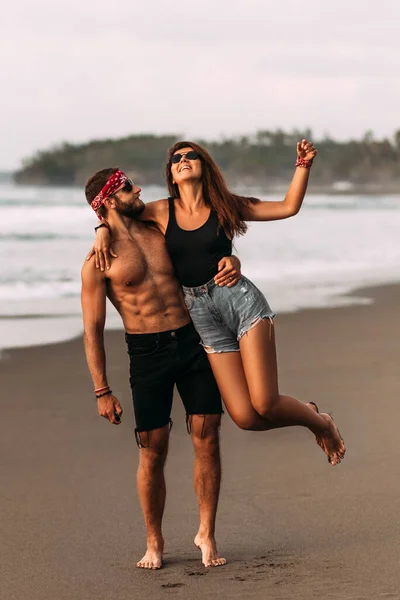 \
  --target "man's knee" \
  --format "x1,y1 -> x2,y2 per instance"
139,445 -> 168,472
190,414 -> 221,453
137,425 -> 170,468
